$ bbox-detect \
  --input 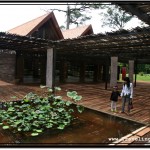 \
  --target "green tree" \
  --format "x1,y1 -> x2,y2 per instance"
45,3 -> 101,29
99,5 -> 133,30
137,64 -> 150,74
